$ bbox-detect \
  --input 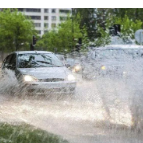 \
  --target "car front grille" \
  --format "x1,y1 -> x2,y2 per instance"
39,78 -> 64,82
